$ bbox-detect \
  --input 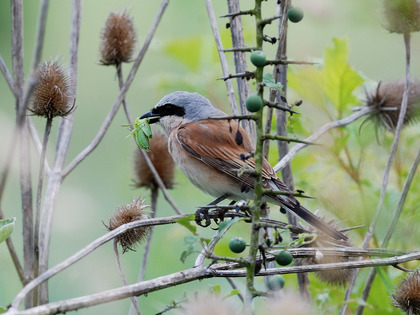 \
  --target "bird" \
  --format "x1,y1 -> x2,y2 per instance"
140,91 -> 347,241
